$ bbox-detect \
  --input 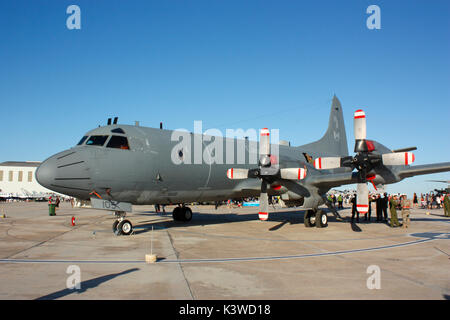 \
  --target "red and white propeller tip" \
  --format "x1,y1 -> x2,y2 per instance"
226,168 -> 249,179
314,157 -> 341,170
260,128 -> 270,156
382,152 -> 415,166
354,109 -> 367,140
